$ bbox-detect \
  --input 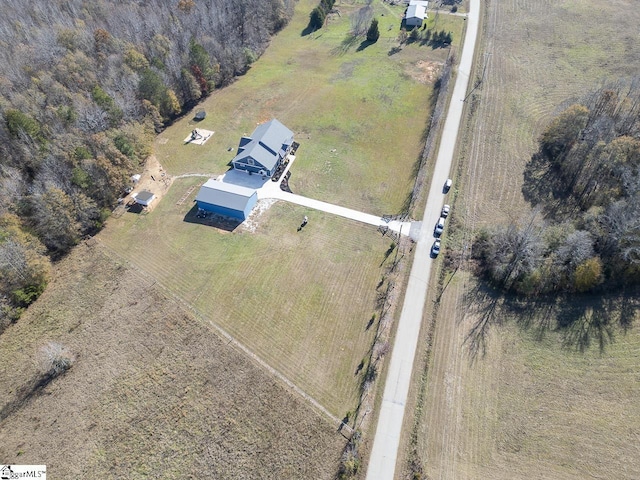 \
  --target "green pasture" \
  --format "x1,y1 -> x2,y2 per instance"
103,0 -> 463,414
156,0 -> 464,215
